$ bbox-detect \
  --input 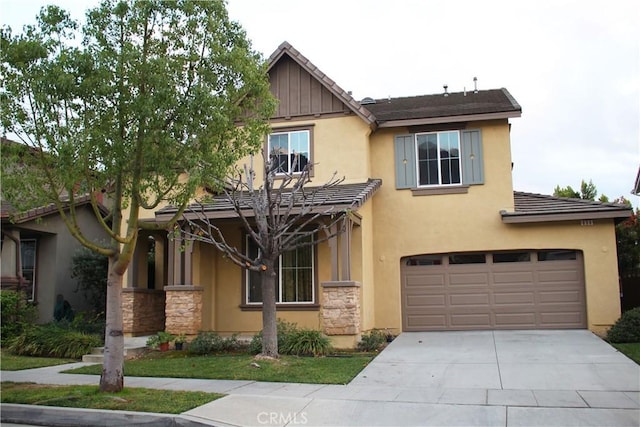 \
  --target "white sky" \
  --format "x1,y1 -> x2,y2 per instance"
2,0 -> 639,206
